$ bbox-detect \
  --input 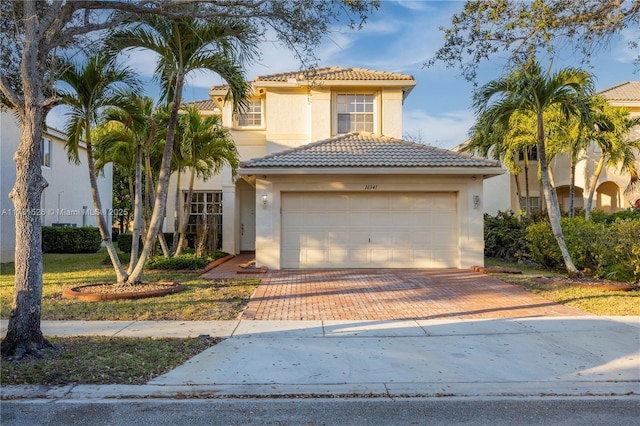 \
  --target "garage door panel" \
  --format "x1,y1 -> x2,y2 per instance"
282,212 -> 305,227
428,212 -> 457,227
281,192 -> 459,268
351,232 -> 371,245
390,195 -> 413,210
370,211 -> 395,226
